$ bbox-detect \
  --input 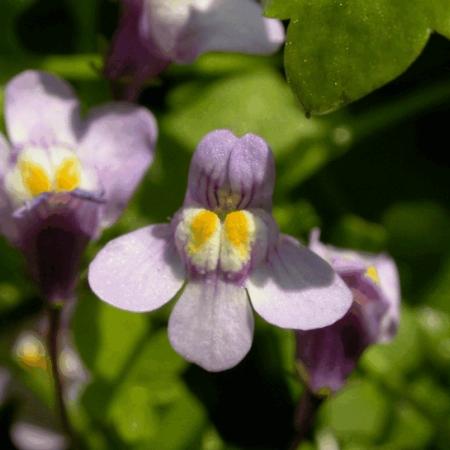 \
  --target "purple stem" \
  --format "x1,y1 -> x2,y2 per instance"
47,304 -> 75,444
289,388 -> 324,450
